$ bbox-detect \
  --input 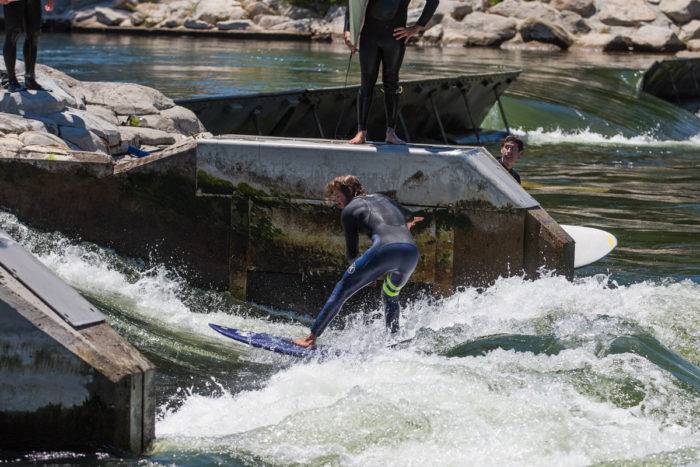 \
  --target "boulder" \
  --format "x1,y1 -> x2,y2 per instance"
459,12 -> 518,46
59,126 -> 109,153
660,0 -> 700,24
686,38 -> 700,49
112,0 -> 138,11
72,7 -> 97,23
596,0 -> 656,26
85,105 -> 119,125
501,32 -> 563,50
41,109 -> 121,147
441,29 -> 469,45
78,82 -> 175,115
550,0 -> 595,17
560,10 -> 591,34
0,135 -> 23,155
193,0 -> 244,23
159,106 -> 206,134
270,18 -> 312,32
488,0 -> 564,23
324,5 -> 345,21
217,19 -> 257,30
94,6 -> 129,26
422,23 -> 444,43
282,5 -> 320,19
117,126 -> 181,147
519,17 -> 574,48
0,89 -> 68,116
184,18 -> 215,29
630,25 -> 685,51
245,1 -> 274,17
573,31 -> 634,50
130,12 -> 145,26
255,14 -> 289,27
680,19 -> 700,40
0,112 -> 47,134
18,130 -> 70,149
135,2 -> 170,26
